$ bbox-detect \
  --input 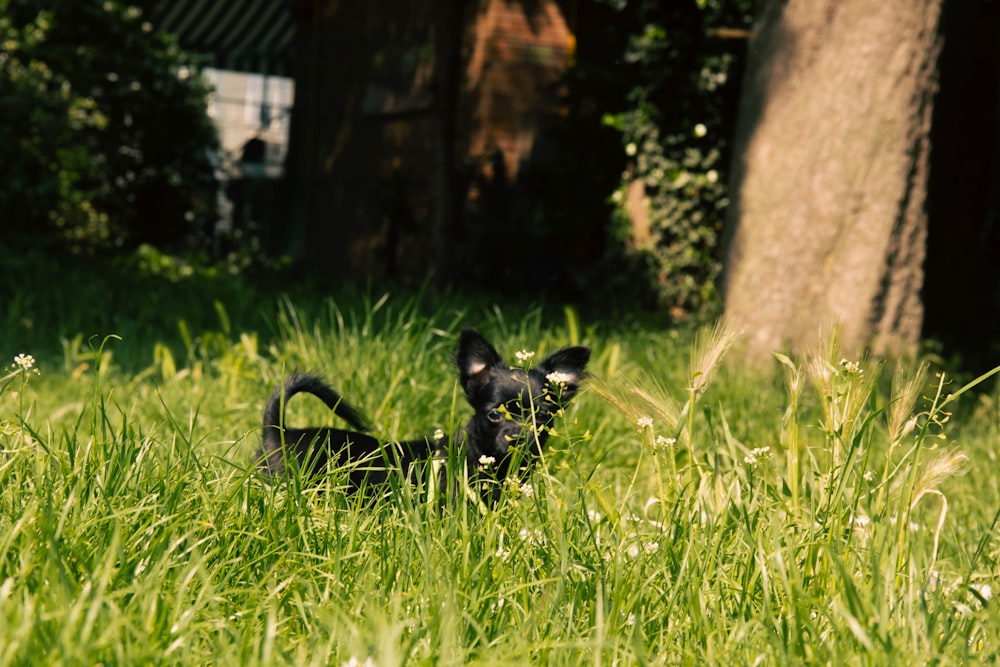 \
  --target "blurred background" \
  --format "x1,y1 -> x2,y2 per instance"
3,0 -> 999,368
